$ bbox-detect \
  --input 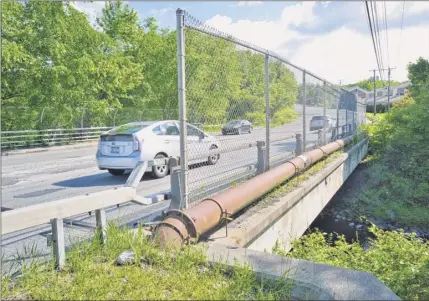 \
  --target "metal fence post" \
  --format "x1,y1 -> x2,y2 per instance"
302,71 -> 307,151
177,9 -> 189,209
169,158 -> 182,210
264,53 -> 270,171
295,133 -> 303,155
113,108 -> 118,127
323,81 -> 327,145
40,107 -> 46,127
336,91 -> 340,140
80,108 -> 85,129
95,209 -> 107,244
256,141 -> 267,174
51,218 -> 65,269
